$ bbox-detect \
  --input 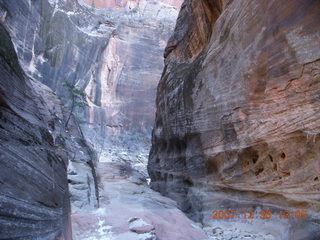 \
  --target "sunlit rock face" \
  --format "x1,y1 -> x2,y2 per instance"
148,0 -> 320,239
0,23 -> 72,240
81,2 -> 180,174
